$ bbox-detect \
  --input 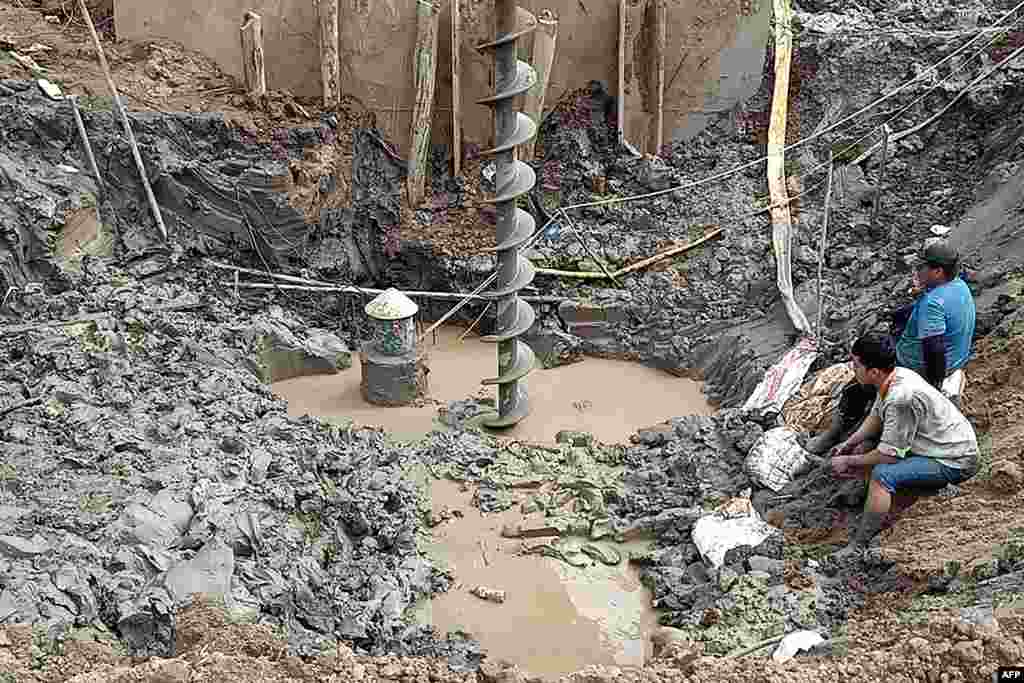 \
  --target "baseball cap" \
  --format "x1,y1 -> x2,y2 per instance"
917,242 -> 960,268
